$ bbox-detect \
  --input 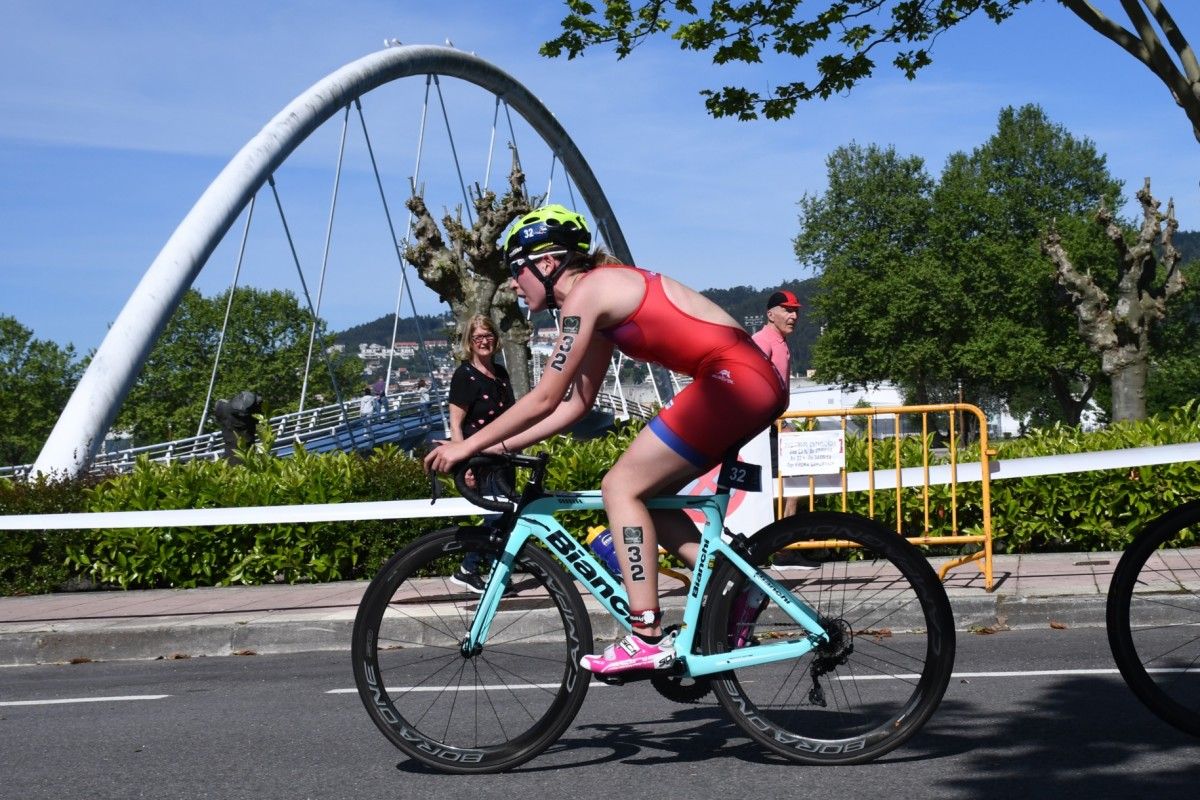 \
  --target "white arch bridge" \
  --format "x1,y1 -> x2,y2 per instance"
23,44 -> 668,479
